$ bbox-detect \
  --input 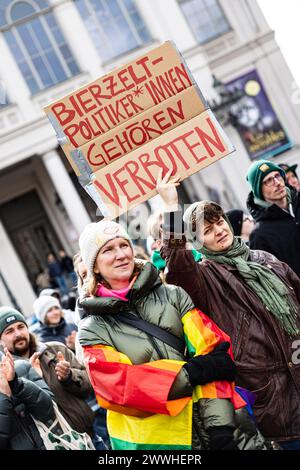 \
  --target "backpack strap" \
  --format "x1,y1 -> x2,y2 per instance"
113,312 -> 186,356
